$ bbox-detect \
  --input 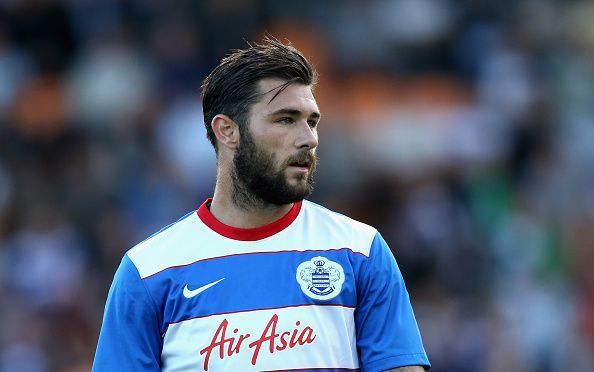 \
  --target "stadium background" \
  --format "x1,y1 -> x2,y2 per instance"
1,0 -> 593,371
